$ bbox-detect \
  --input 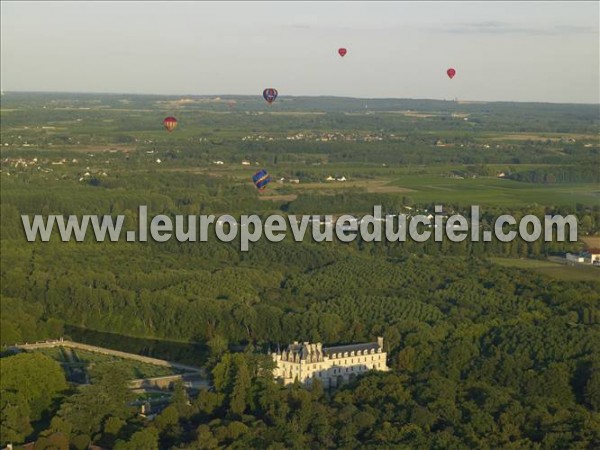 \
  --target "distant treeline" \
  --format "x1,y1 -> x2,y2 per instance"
507,164 -> 600,184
